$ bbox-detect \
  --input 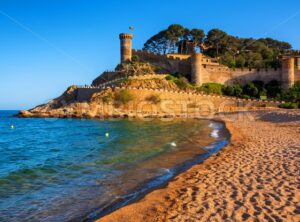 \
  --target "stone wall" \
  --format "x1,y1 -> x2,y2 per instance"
92,71 -> 124,86
200,66 -> 281,85
99,87 -> 282,118
132,50 -> 191,76
295,69 -> 300,82
134,50 -> 290,86
76,88 -> 101,102
128,74 -> 168,80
